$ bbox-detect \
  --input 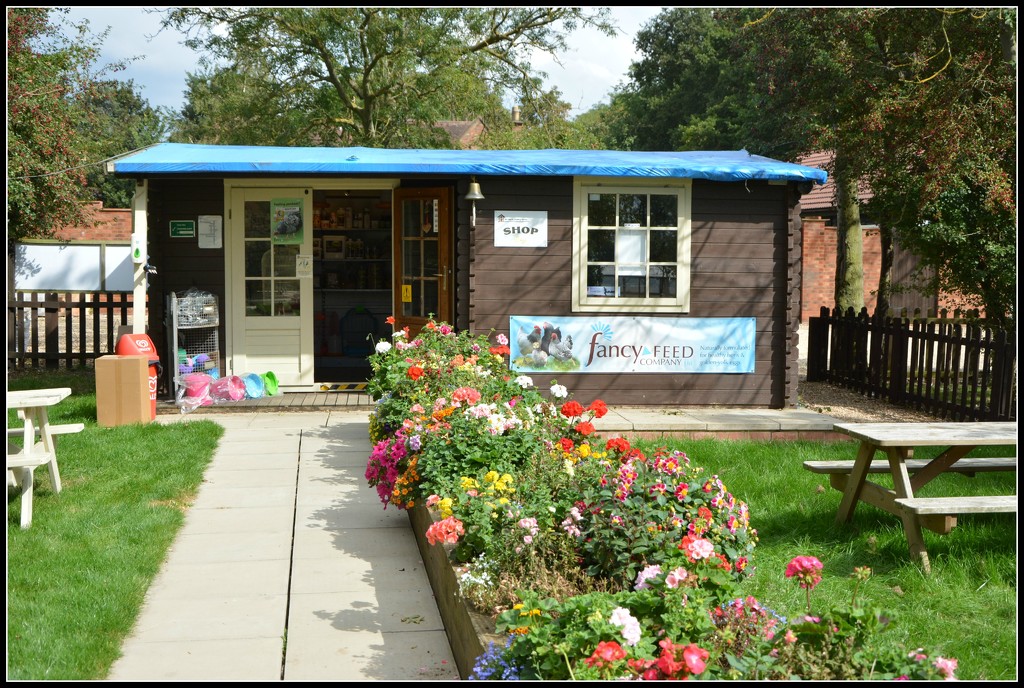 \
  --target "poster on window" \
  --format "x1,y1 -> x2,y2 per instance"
271,198 -> 304,245
509,316 -> 756,374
